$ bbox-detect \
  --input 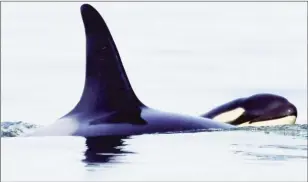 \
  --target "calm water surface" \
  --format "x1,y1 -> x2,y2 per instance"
2,125 -> 307,181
